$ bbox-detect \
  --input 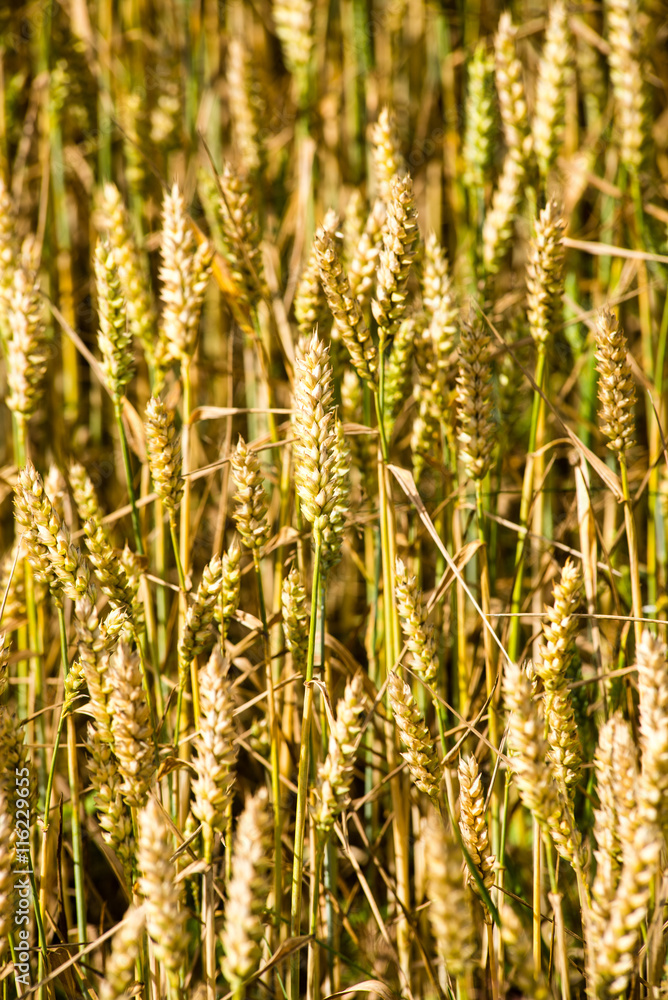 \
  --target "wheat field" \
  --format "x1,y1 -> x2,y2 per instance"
0,1 -> 667,999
